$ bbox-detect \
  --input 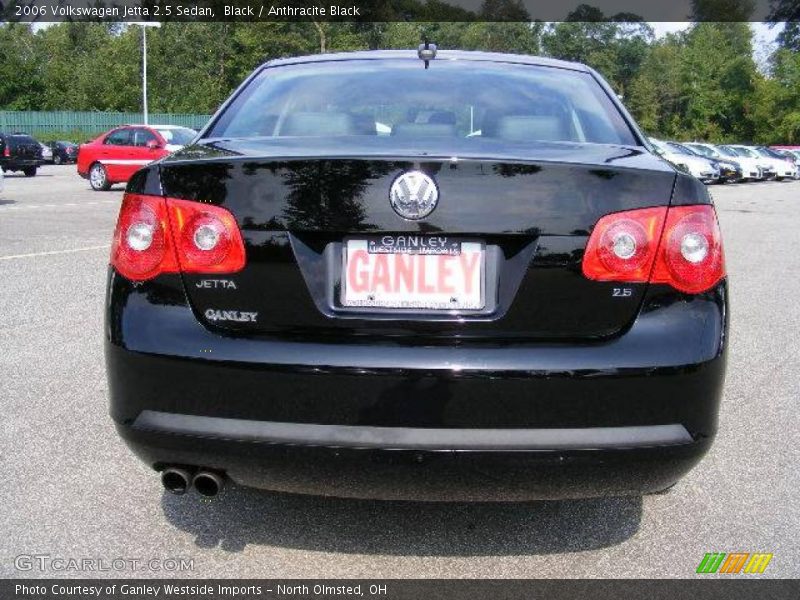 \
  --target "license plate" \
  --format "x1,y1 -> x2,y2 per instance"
342,236 -> 484,310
